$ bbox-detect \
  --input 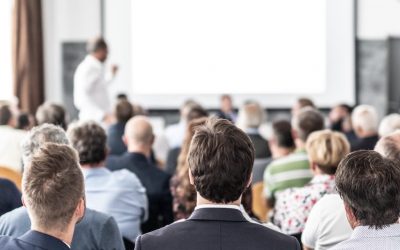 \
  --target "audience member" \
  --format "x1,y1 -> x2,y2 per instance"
291,98 -> 315,116
0,124 -> 124,250
107,99 -> 135,155
216,94 -> 237,122
67,121 -> 148,244
107,116 -> 173,233
332,150 -> 400,249
378,113 -> 400,137
329,103 -> 357,143
35,102 -> 67,130
170,117 -> 207,220
164,100 -> 200,150
375,131 -> 400,160
251,120 -> 294,221
74,37 -> 118,122
0,178 -> 21,216
236,101 -> 271,159
0,104 -> 26,172
263,108 -> 324,203
350,104 -> 379,151
272,130 -> 350,237
0,143 -> 85,250
165,105 -> 208,175
302,194 -> 352,250
16,112 -> 34,131
134,118 -> 300,250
